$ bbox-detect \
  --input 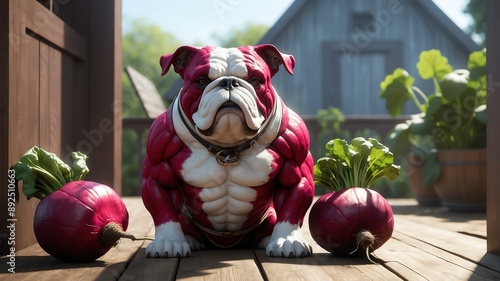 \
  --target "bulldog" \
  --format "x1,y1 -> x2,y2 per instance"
141,44 -> 315,258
